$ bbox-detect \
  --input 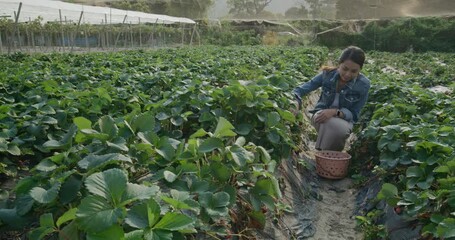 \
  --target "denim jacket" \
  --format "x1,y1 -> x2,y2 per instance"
293,69 -> 370,123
